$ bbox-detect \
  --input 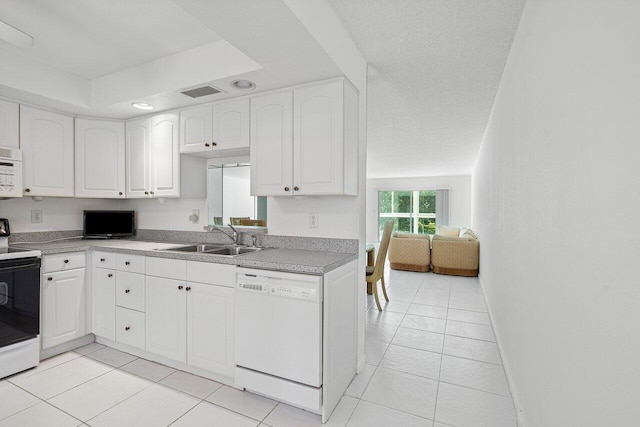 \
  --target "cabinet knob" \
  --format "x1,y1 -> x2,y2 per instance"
293,186 -> 299,191
186,286 -> 191,291
125,326 -> 130,331
125,289 -> 130,293
108,273 -> 113,278
284,187 -> 290,192
178,285 -> 183,290
100,258 -> 105,262
119,192 -> 123,196
211,142 -> 217,147
150,191 -> 154,195
25,188 -> 31,193
125,261 -> 130,266
47,277 -> 52,281
64,259 -> 69,264
144,191 -> 149,195
205,143 -> 210,147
